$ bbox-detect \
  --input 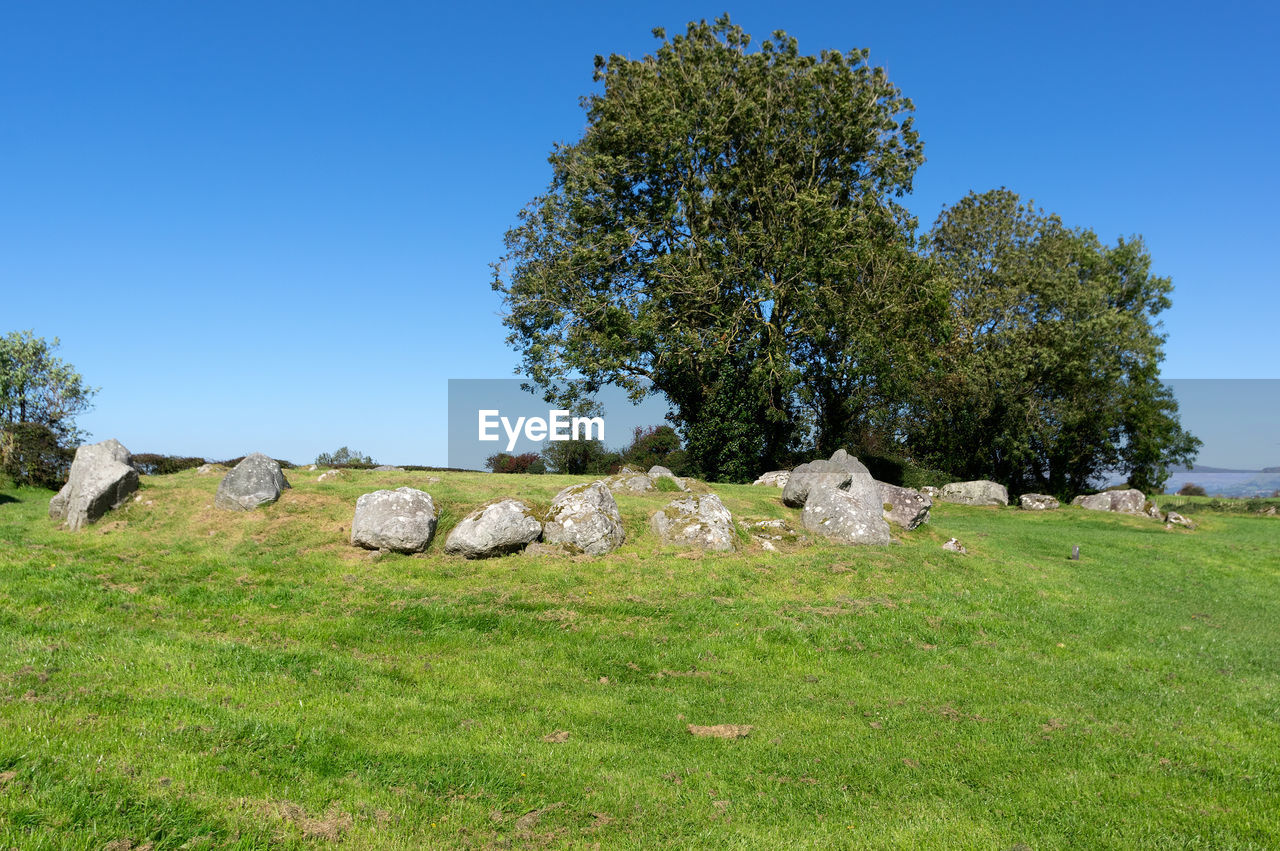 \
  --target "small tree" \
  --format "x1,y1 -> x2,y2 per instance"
315,446 -> 376,467
1177,483 -> 1207,497
485,452 -> 546,474
0,331 -> 98,487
